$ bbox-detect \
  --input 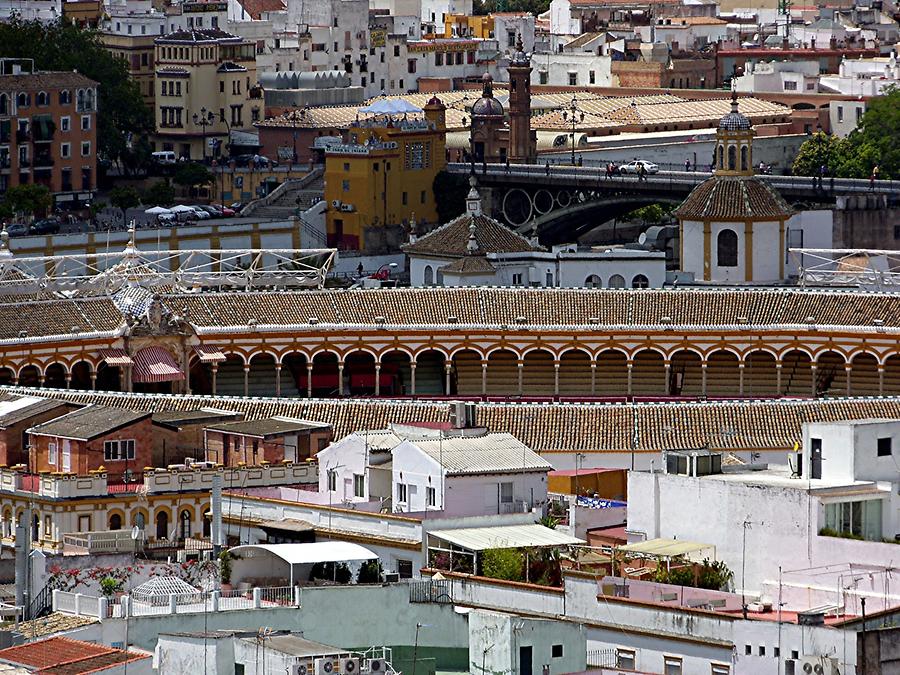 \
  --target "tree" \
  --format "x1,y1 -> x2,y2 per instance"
791,132 -> 851,177
109,186 -> 141,226
480,548 -> 524,582
143,180 -> 176,207
3,184 -> 52,221
173,163 -> 213,197
356,559 -> 384,584
0,18 -> 152,169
